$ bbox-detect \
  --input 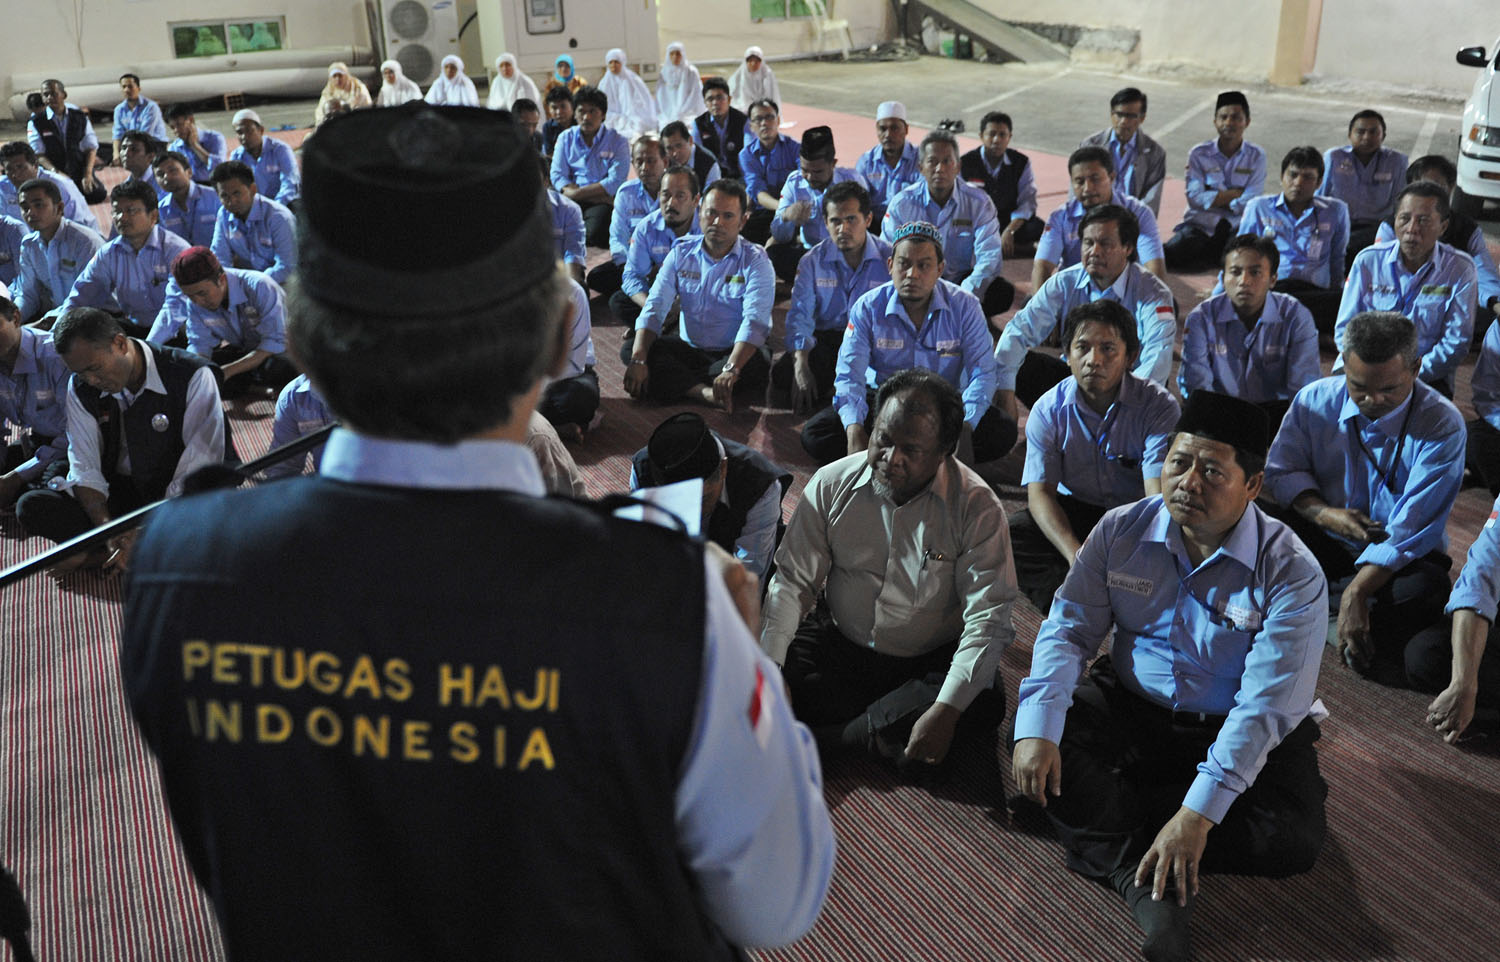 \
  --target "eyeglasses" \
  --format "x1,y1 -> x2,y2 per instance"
1112,110 -> 1143,120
